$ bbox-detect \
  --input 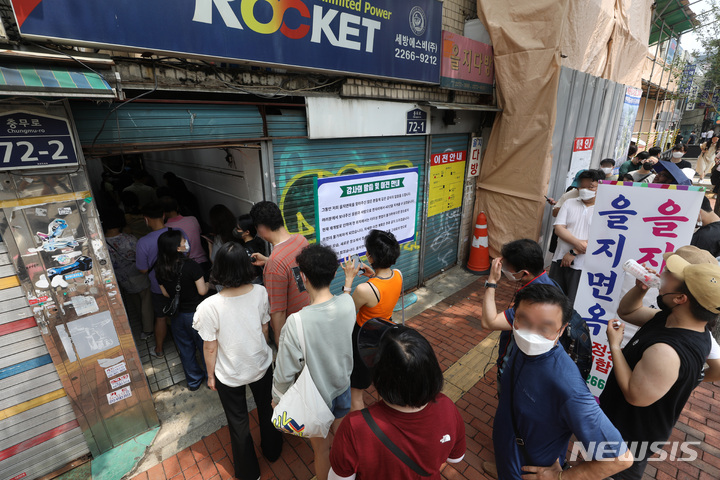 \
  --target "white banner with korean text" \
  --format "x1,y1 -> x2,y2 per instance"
575,181 -> 705,398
